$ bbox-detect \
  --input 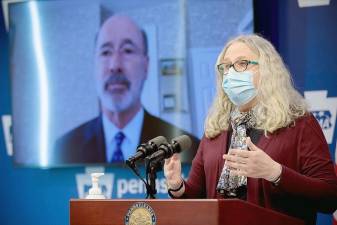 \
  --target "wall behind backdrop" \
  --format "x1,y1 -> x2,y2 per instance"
1,1 -> 337,225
